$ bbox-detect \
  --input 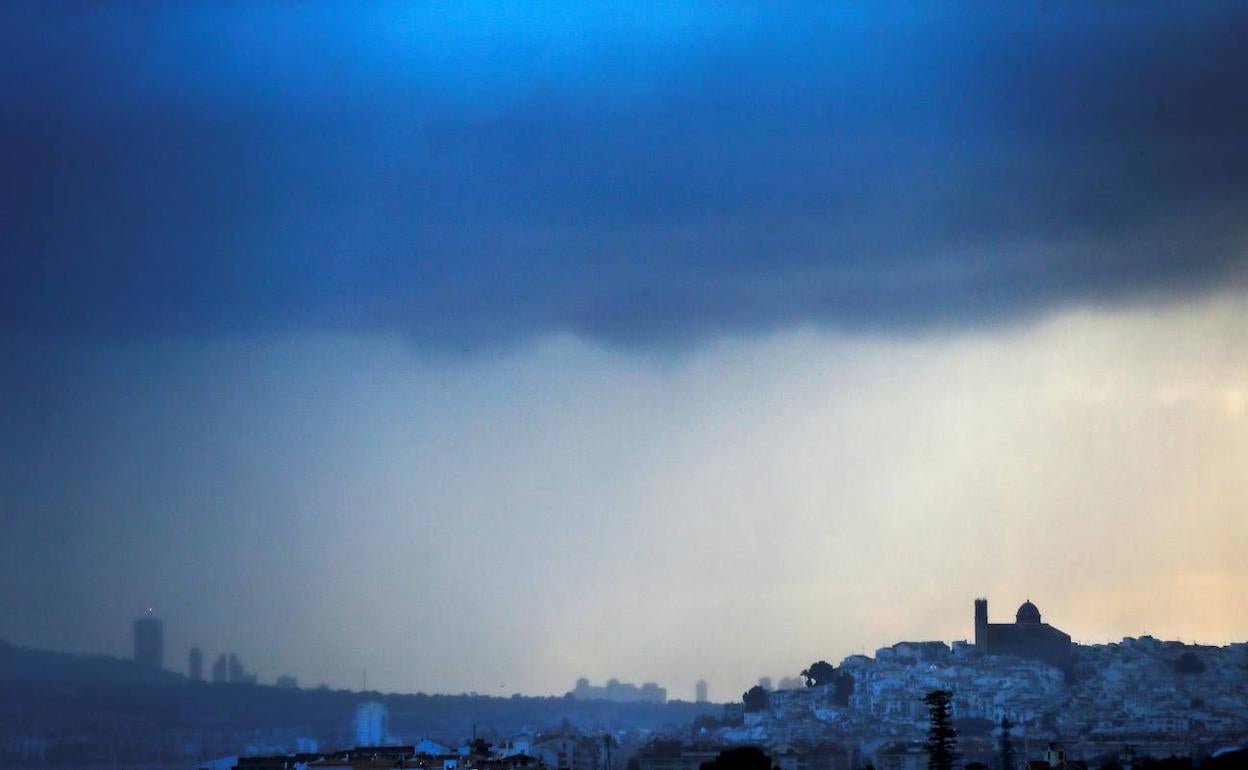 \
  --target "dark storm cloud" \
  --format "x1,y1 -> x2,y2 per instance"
3,2 -> 1247,347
